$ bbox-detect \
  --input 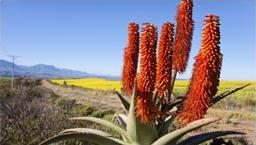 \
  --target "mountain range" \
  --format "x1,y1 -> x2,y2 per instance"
0,59 -> 98,78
